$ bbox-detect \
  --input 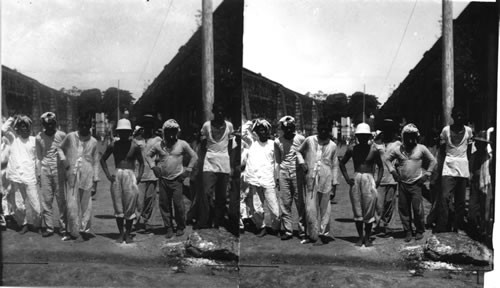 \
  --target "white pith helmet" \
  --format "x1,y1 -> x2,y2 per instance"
116,118 -> 132,131
355,123 -> 371,135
